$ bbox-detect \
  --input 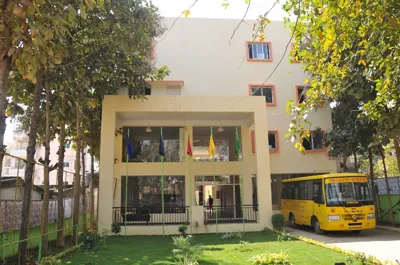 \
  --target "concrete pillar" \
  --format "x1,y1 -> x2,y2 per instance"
98,100 -> 116,231
254,110 -> 272,228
